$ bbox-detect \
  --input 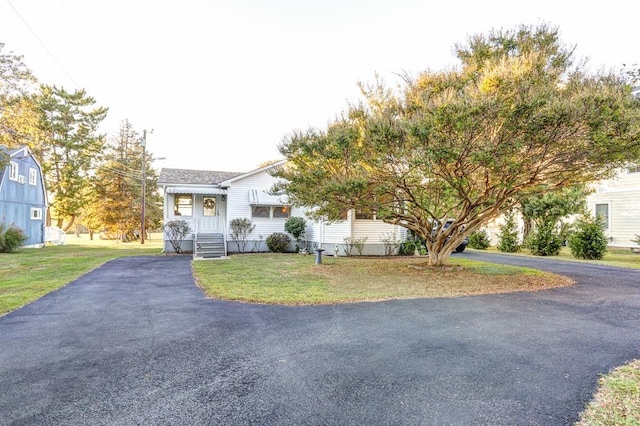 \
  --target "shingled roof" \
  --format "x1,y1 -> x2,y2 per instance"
158,168 -> 244,185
